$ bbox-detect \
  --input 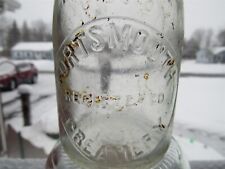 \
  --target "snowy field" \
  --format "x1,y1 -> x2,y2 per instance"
175,77 -> 225,134
3,74 -> 57,154
174,76 -> 225,161
1,59 -> 225,161
181,60 -> 225,75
